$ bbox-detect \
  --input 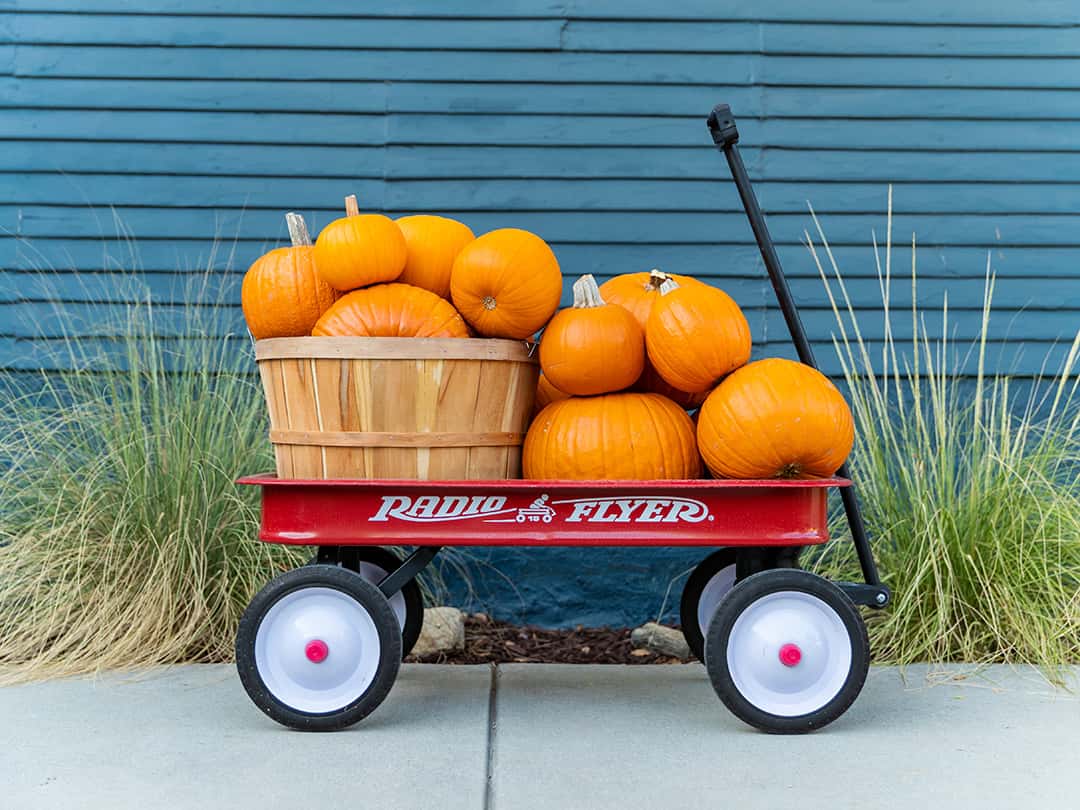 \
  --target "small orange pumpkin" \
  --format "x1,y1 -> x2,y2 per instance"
602,270 -> 709,407
598,269 -> 702,330
633,364 -> 709,409
534,375 -> 570,416
241,213 -> 339,339
697,358 -> 854,479
645,277 -> 751,393
524,393 -> 701,480
313,195 -> 407,291
312,282 -> 470,338
539,274 -> 644,396
396,215 -> 475,299
450,228 -> 562,339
